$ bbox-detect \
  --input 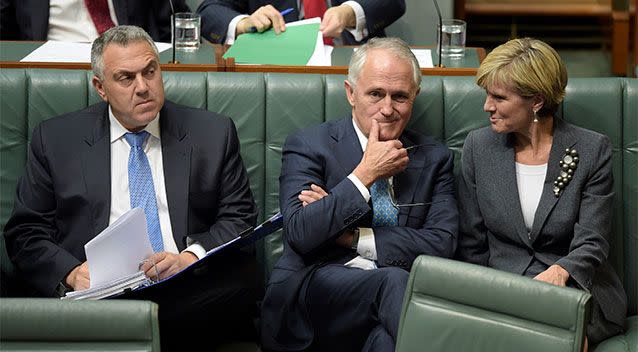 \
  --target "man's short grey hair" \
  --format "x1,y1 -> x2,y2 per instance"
347,37 -> 421,90
91,25 -> 159,79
